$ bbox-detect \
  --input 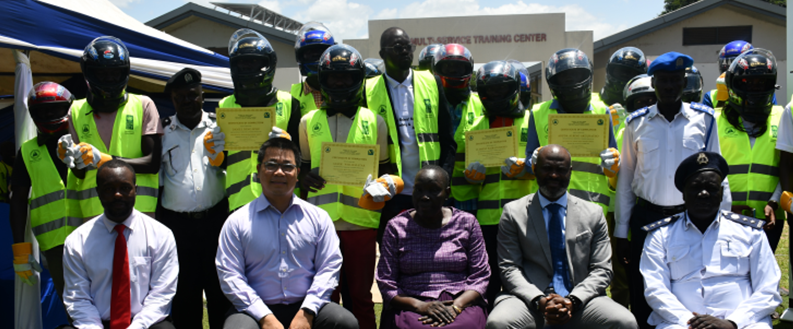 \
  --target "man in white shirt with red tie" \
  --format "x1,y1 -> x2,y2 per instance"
62,160 -> 179,329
